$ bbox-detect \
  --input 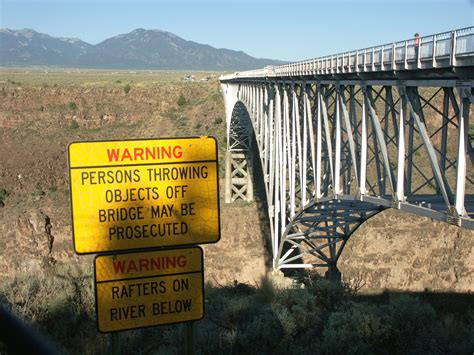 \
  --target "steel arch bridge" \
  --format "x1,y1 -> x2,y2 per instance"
220,27 -> 474,277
